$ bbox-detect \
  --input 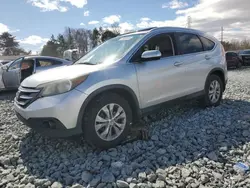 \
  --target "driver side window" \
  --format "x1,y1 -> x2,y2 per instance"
131,33 -> 174,62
